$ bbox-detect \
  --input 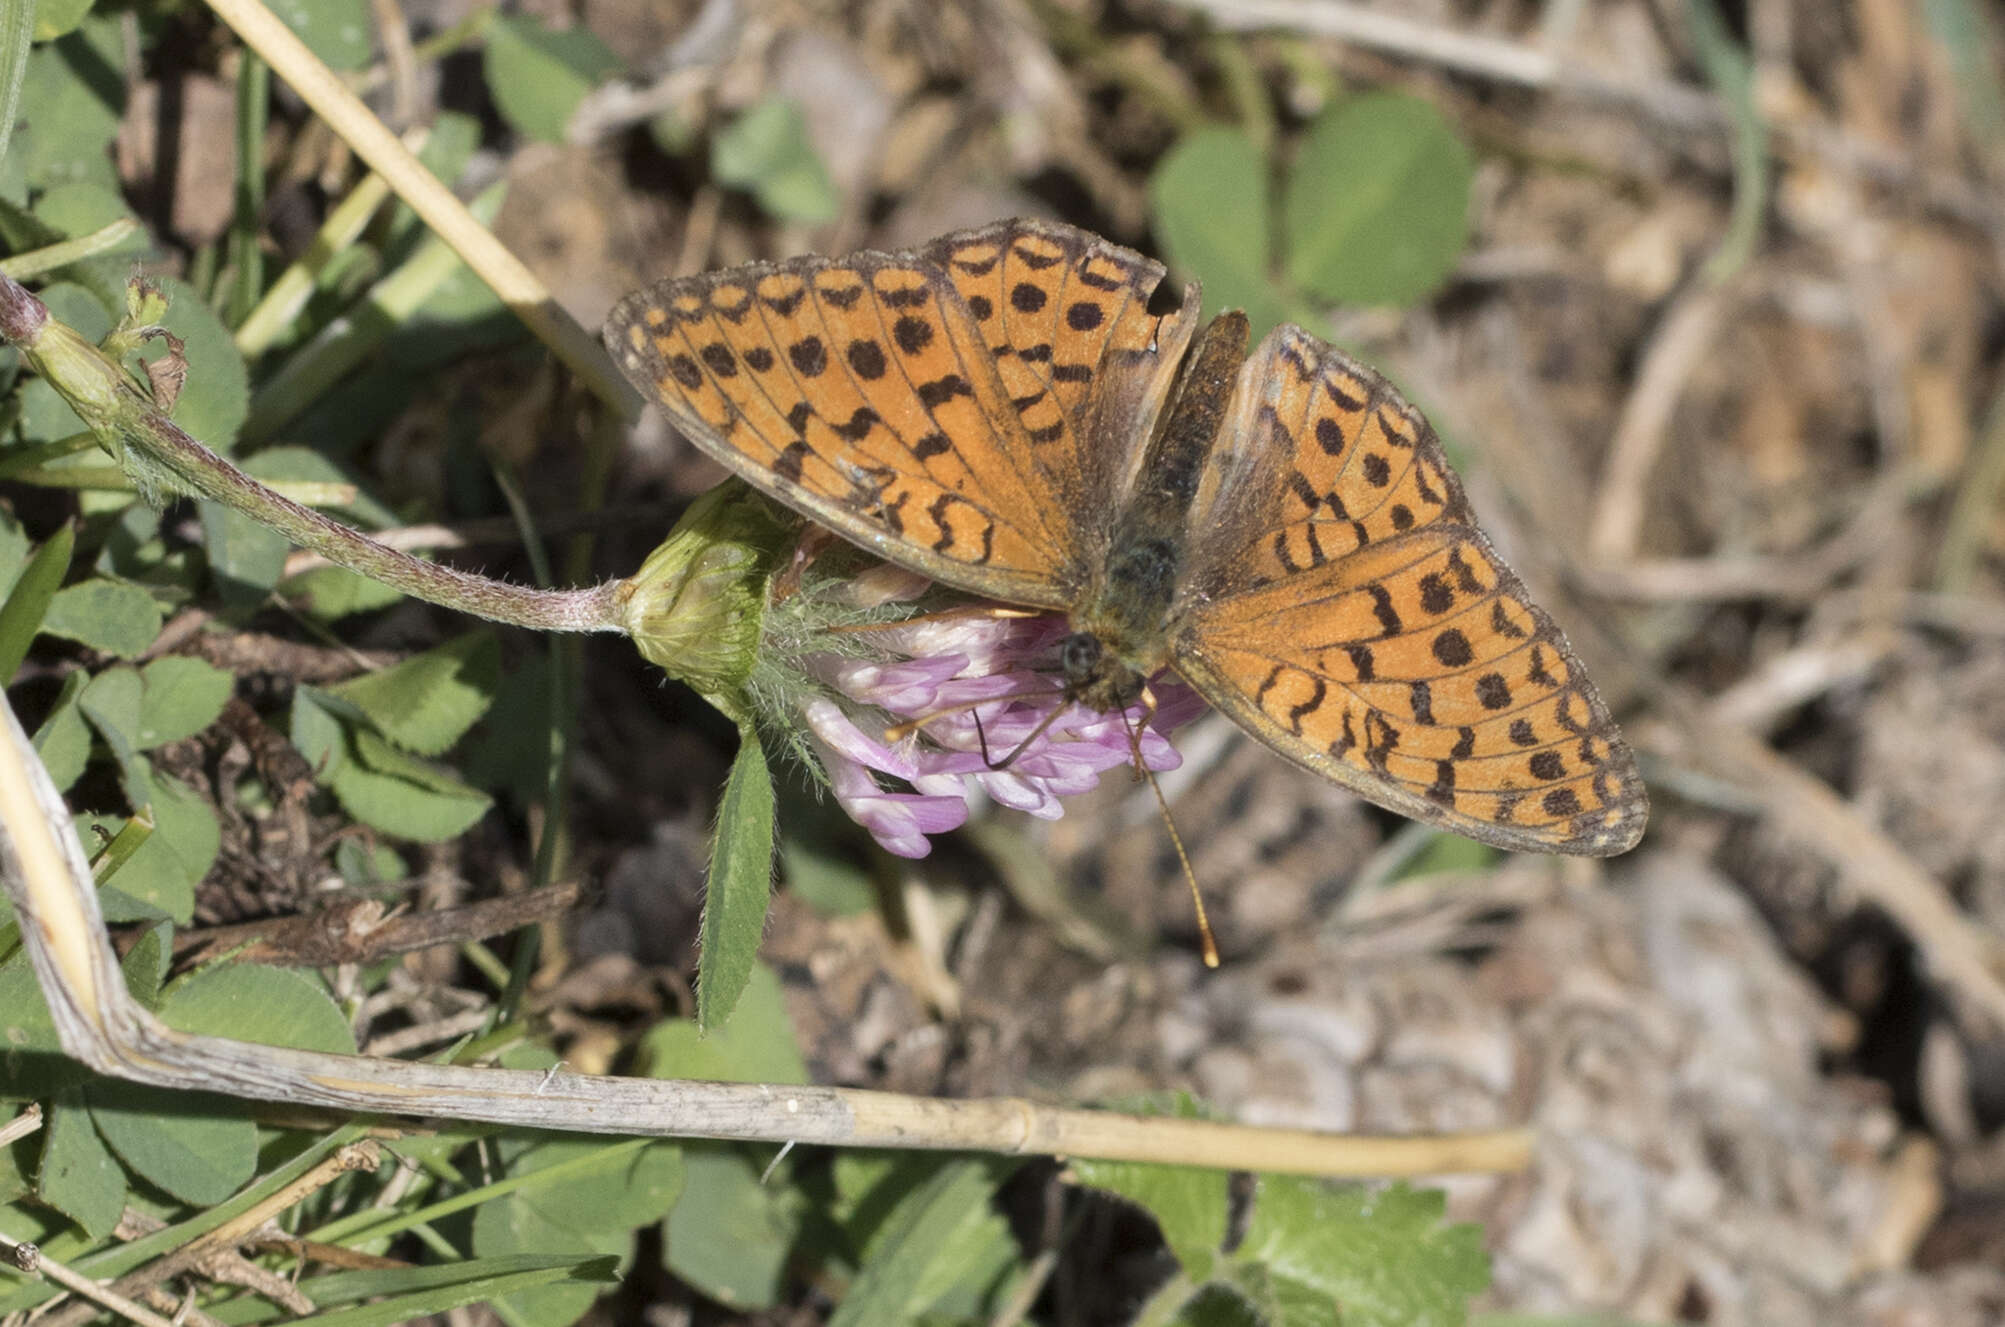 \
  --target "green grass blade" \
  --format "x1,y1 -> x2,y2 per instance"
0,522 -> 73,683
0,0 -> 32,171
